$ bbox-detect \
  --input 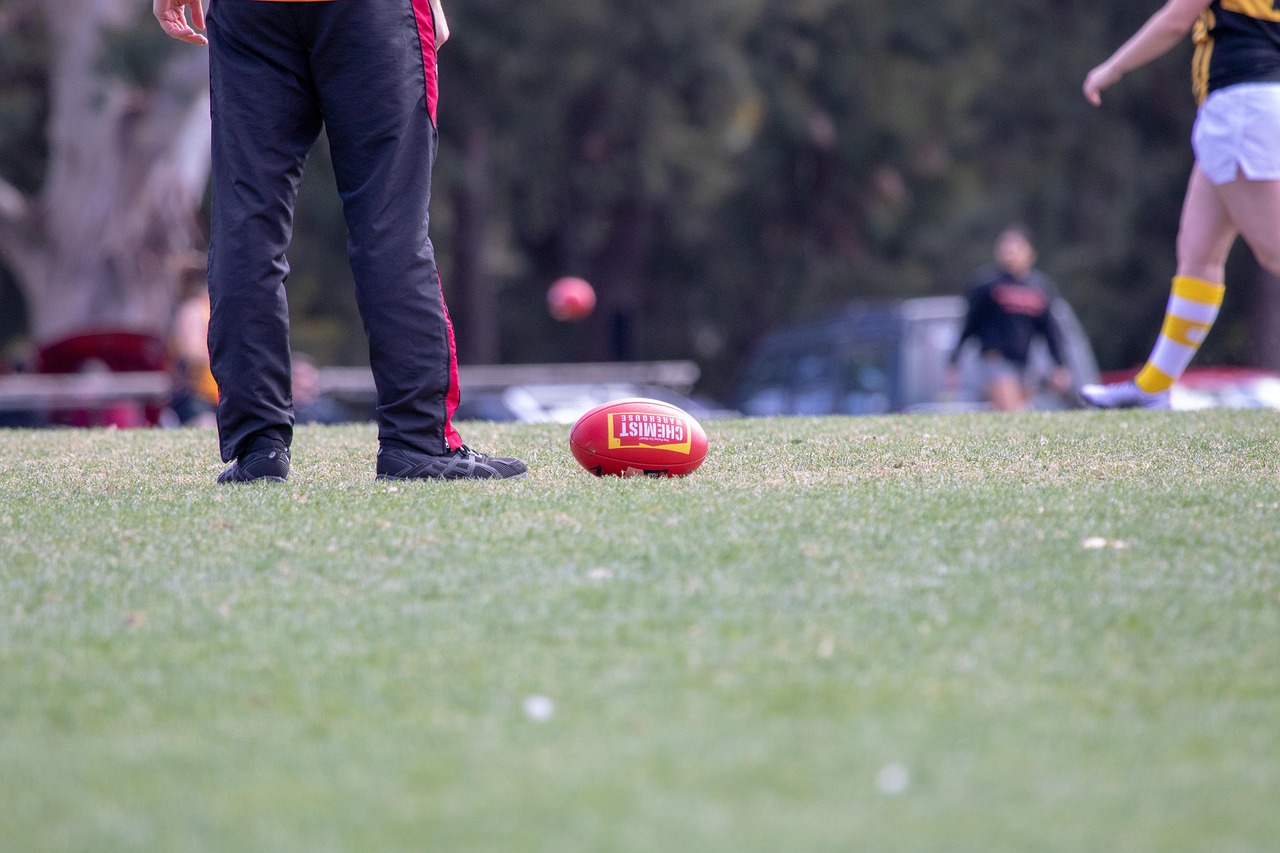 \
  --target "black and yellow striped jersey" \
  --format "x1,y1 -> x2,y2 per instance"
1192,0 -> 1280,104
